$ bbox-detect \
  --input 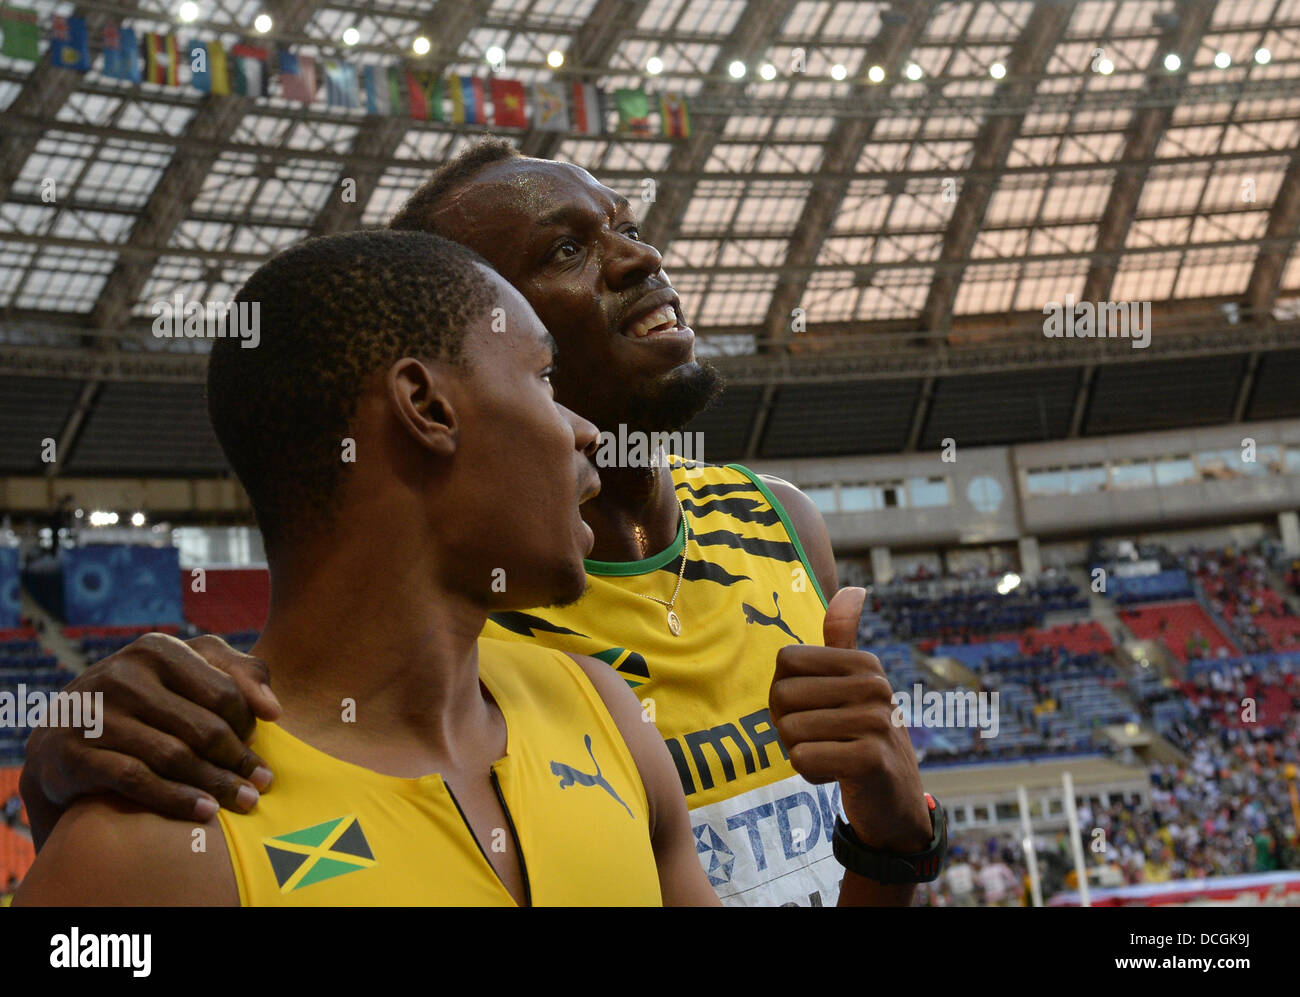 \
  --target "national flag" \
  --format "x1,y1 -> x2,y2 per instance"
261,815 -> 376,894
615,87 -> 650,135
659,91 -> 690,138
533,81 -> 568,131
490,77 -> 527,128
102,24 -> 141,82
405,69 -> 443,121
229,43 -> 269,97
277,50 -> 316,103
143,32 -> 179,86
323,59 -> 358,108
448,74 -> 485,124
49,14 -> 90,72
571,82 -> 604,135
0,5 -> 39,62
362,65 -> 390,114
190,40 -> 230,95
